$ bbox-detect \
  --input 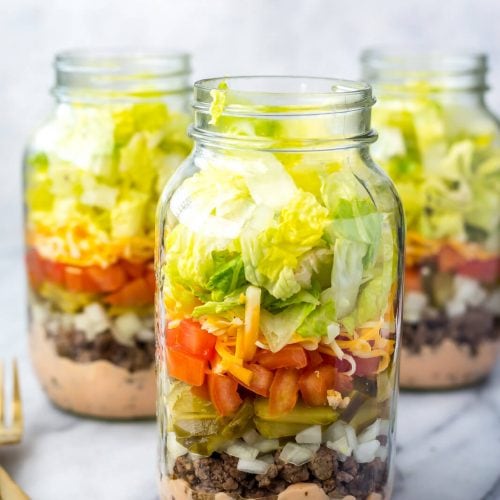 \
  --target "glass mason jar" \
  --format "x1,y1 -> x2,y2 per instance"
156,76 -> 404,500
362,50 -> 500,390
24,50 -> 192,418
